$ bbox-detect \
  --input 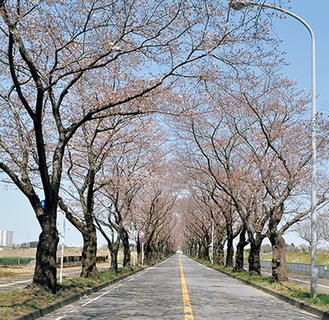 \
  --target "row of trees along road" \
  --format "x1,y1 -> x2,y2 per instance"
0,0 -> 328,293
174,66 -> 329,281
